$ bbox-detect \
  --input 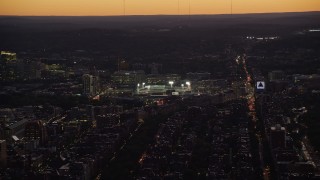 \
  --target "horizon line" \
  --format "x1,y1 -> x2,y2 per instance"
0,10 -> 319,17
